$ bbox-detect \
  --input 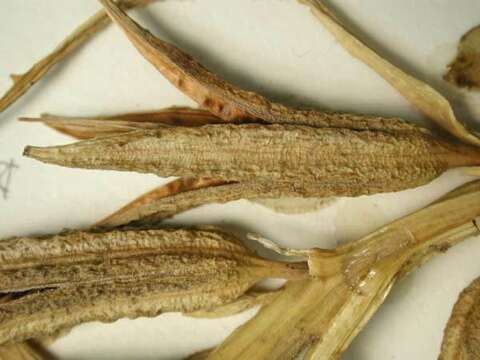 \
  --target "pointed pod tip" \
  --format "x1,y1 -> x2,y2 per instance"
23,145 -> 55,163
